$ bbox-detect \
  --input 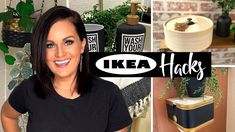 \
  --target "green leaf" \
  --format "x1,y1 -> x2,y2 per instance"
0,11 -> 14,22
19,17 -> 34,32
5,55 -> 16,65
0,42 -> 9,53
22,62 -> 32,69
10,67 -> 20,78
15,51 -> 25,60
16,1 -> 25,15
22,65 -> 33,79
16,1 -> 34,17
8,80 -> 17,90
24,43 -> 31,54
